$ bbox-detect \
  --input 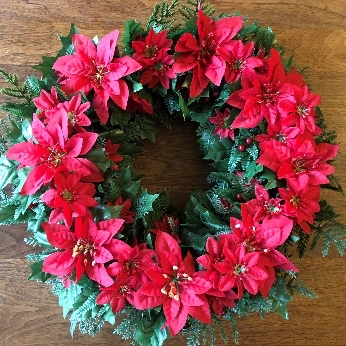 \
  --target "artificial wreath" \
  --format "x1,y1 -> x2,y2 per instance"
0,0 -> 345,345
